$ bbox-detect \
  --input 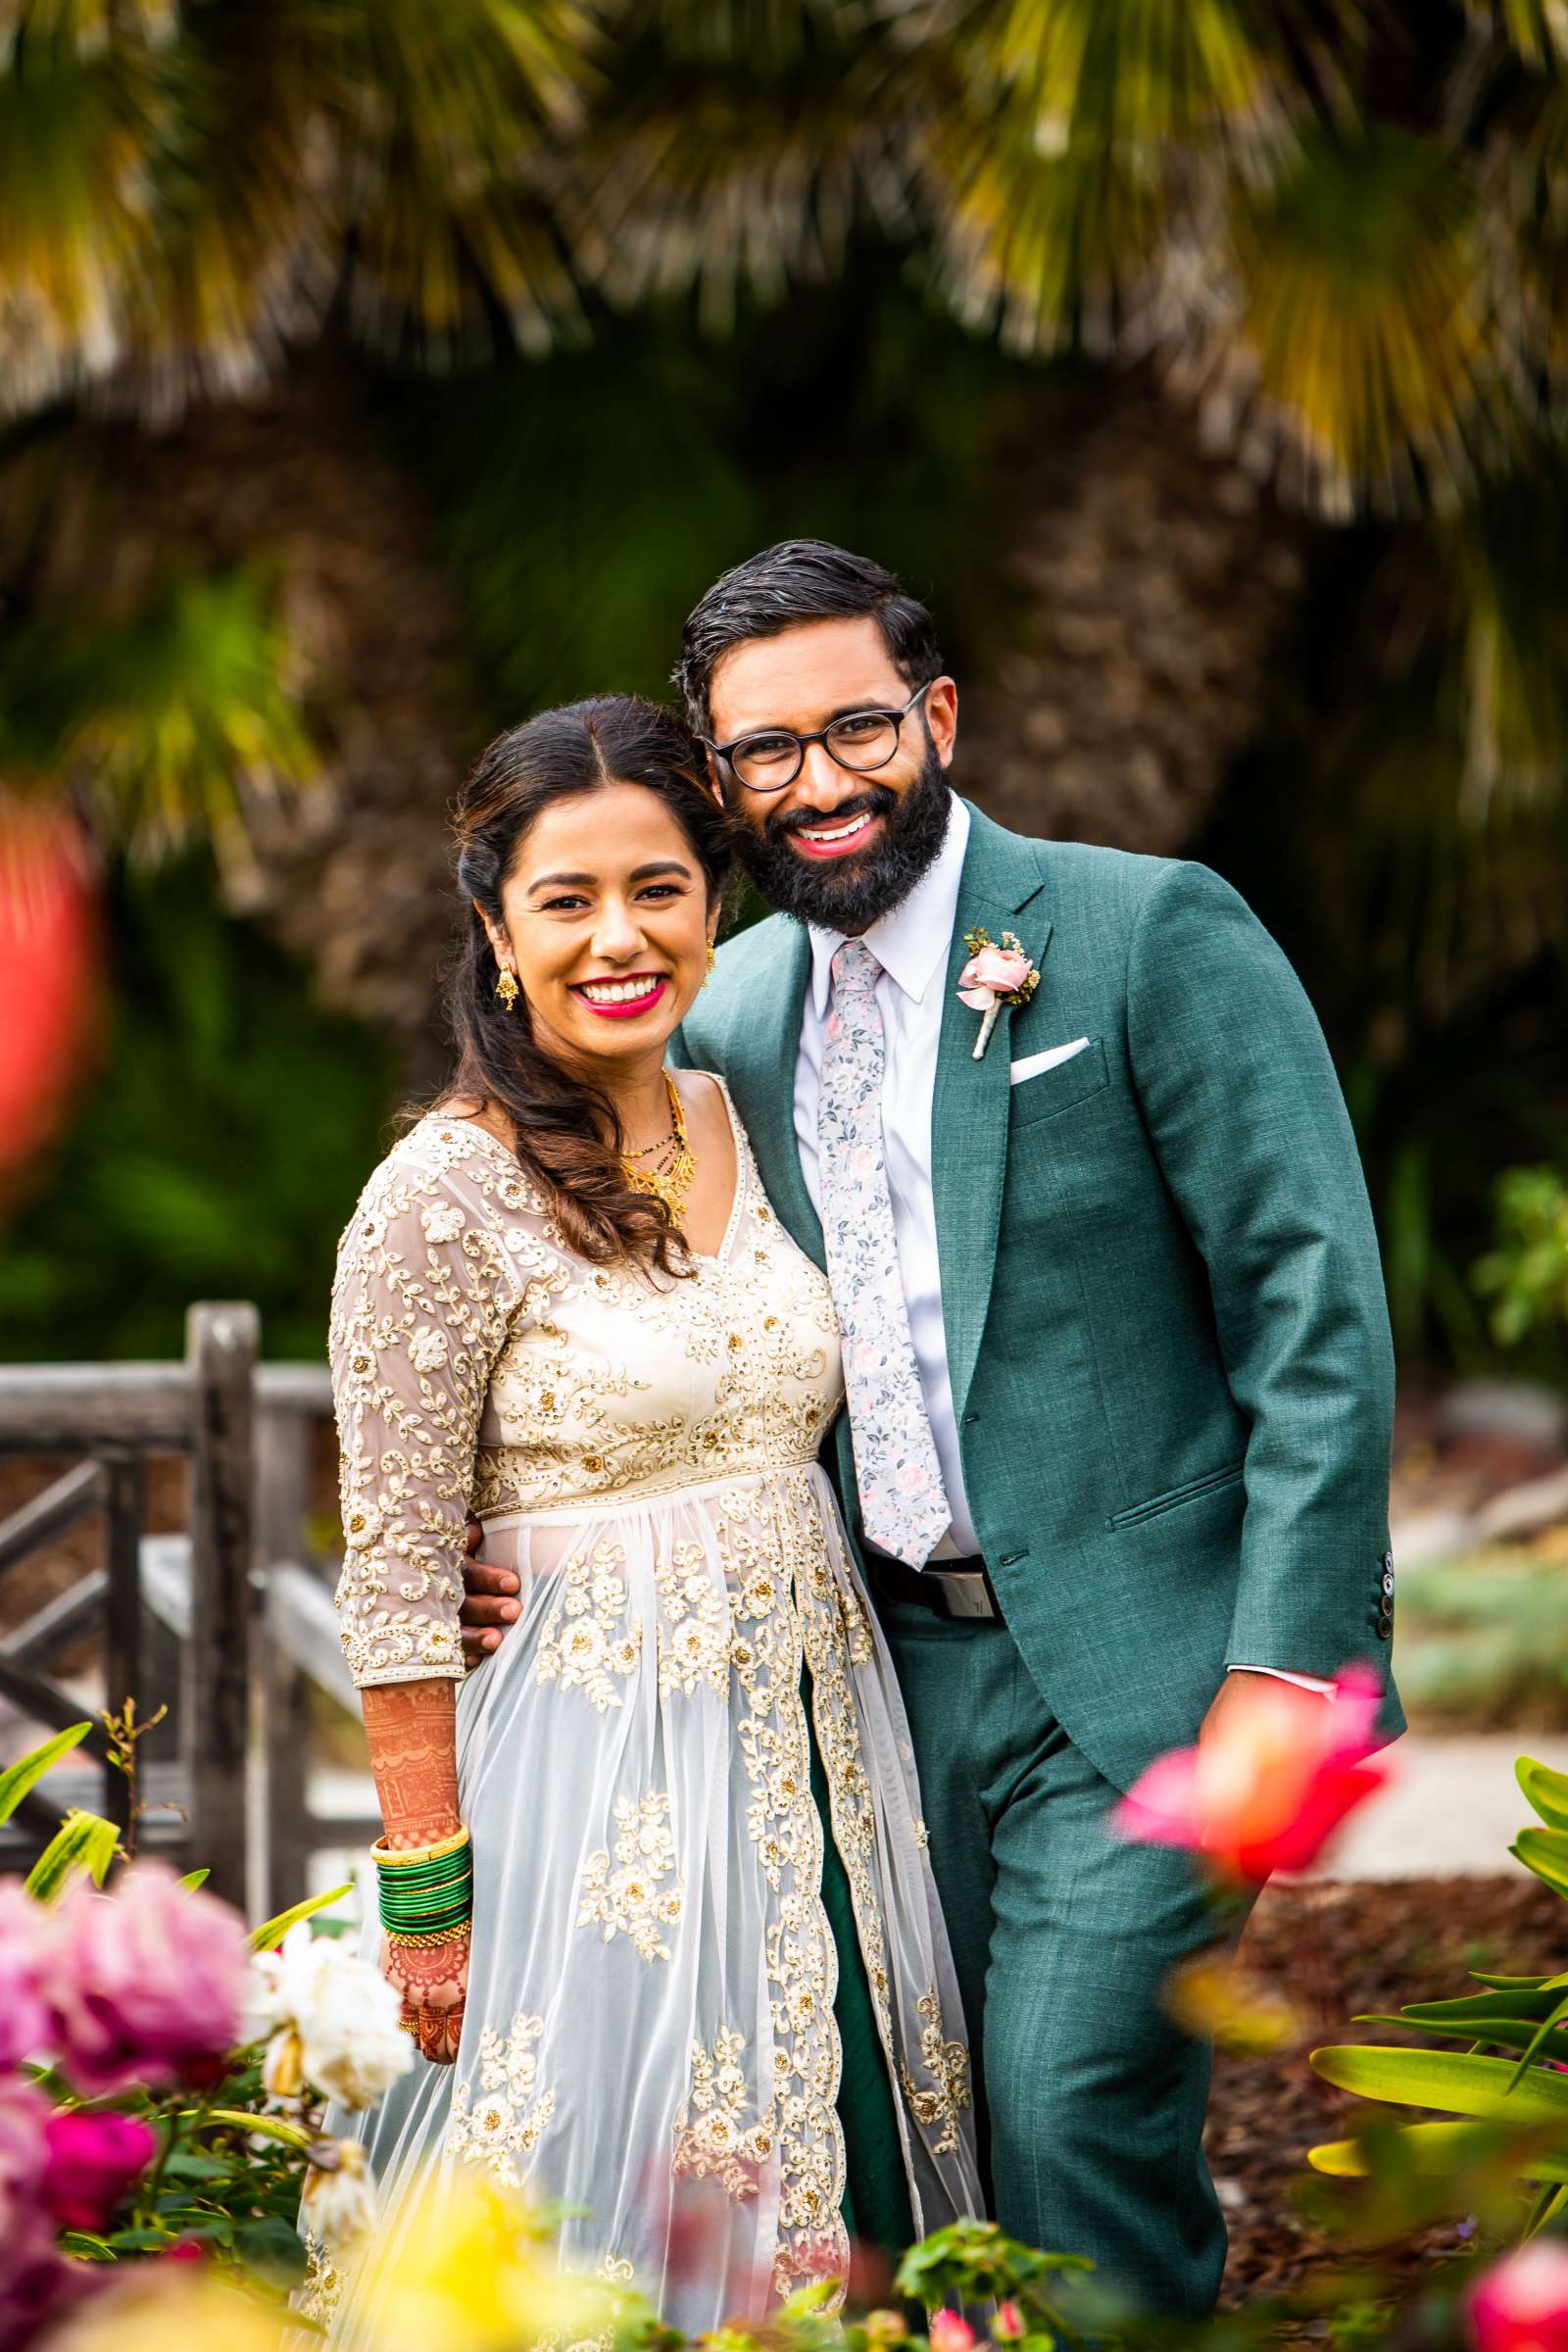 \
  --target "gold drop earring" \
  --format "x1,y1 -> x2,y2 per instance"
495,965 -> 519,1010
703,943 -> 716,987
